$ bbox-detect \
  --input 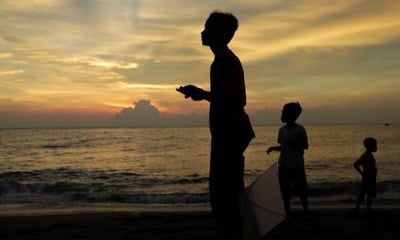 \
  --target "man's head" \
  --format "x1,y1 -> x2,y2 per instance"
281,102 -> 302,123
201,11 -> 238,47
